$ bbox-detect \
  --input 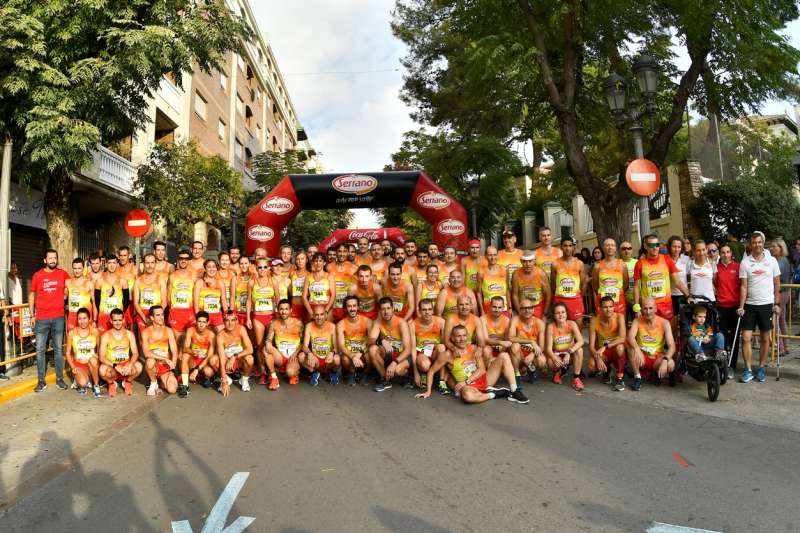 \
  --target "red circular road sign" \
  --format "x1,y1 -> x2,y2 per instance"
625,159 -> 661,196
124,209 -> 152,238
